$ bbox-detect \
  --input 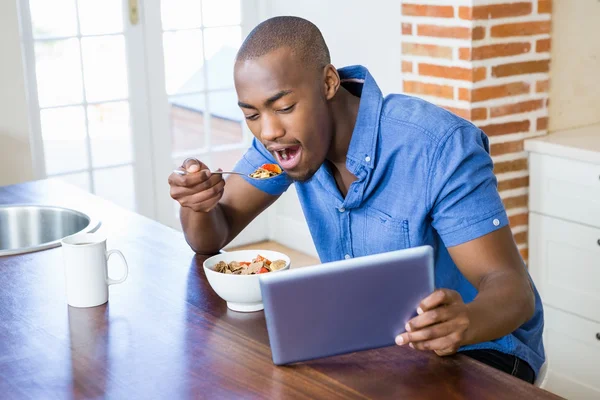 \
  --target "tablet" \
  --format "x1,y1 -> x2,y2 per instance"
258,245 -> 434,365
